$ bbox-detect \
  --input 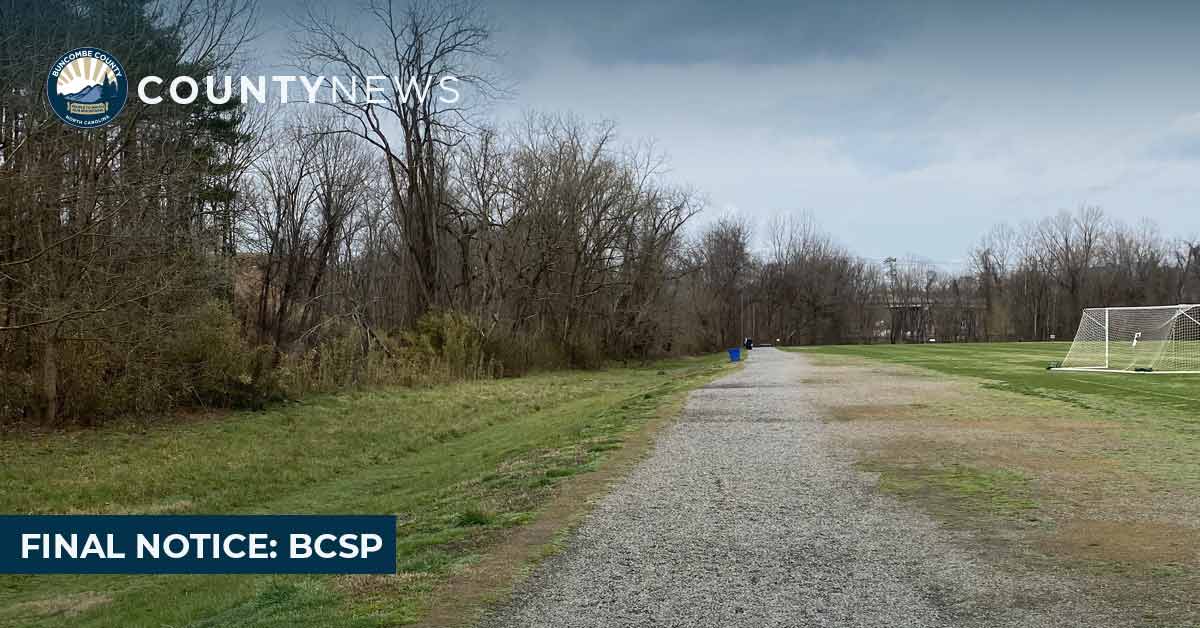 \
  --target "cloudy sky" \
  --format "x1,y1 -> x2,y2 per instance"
257,0 -> 1200,266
